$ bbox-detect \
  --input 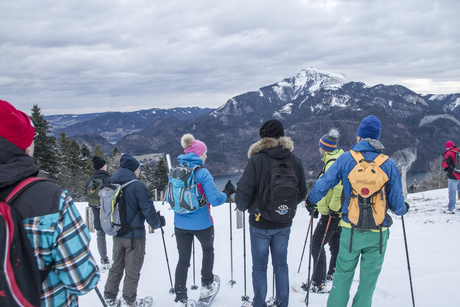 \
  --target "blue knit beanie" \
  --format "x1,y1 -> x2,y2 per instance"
120,154 -> 140,172
356,115 -> 381,140
319,128 -> 339,152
